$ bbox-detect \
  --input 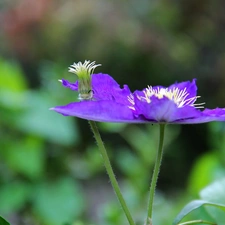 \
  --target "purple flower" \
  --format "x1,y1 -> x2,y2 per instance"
130,79 -> 225,124
51,62 -> 225,124
53,73 -> 138,122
